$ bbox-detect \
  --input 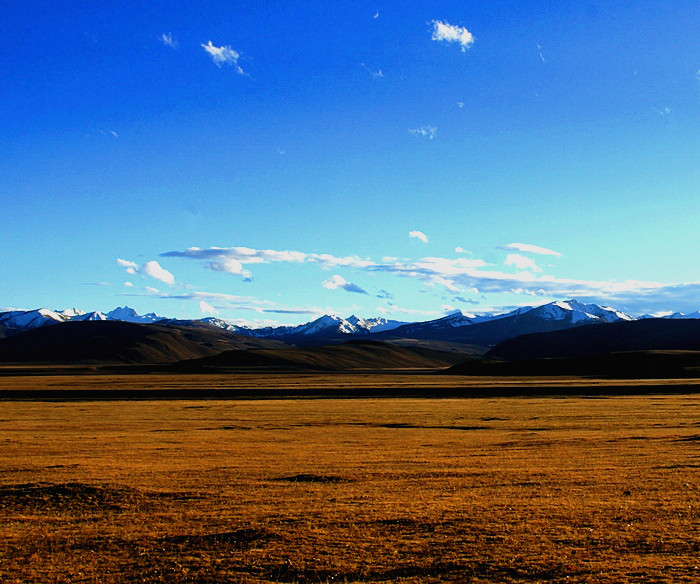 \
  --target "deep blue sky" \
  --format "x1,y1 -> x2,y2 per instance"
2,1 -> 699,324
